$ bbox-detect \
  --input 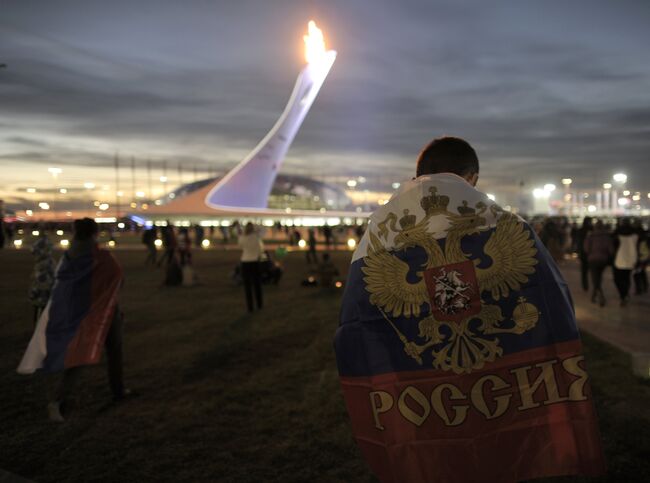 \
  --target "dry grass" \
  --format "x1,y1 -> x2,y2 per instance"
0,248 -> 648,482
